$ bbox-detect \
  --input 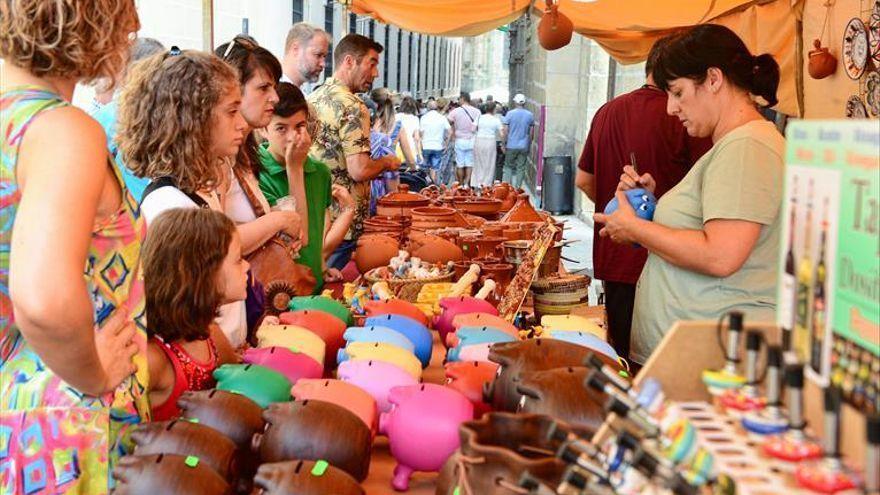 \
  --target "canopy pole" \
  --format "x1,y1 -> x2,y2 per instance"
202,0 -> 214,51
341,0 -> 351,34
